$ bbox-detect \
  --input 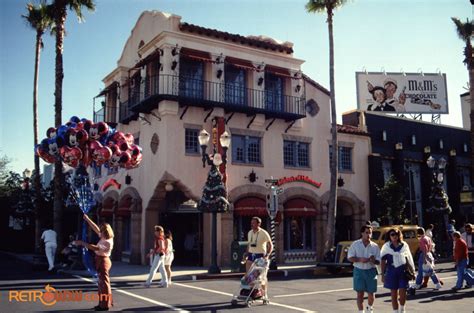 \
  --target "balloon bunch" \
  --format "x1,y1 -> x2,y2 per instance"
36,116 -> 143,170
